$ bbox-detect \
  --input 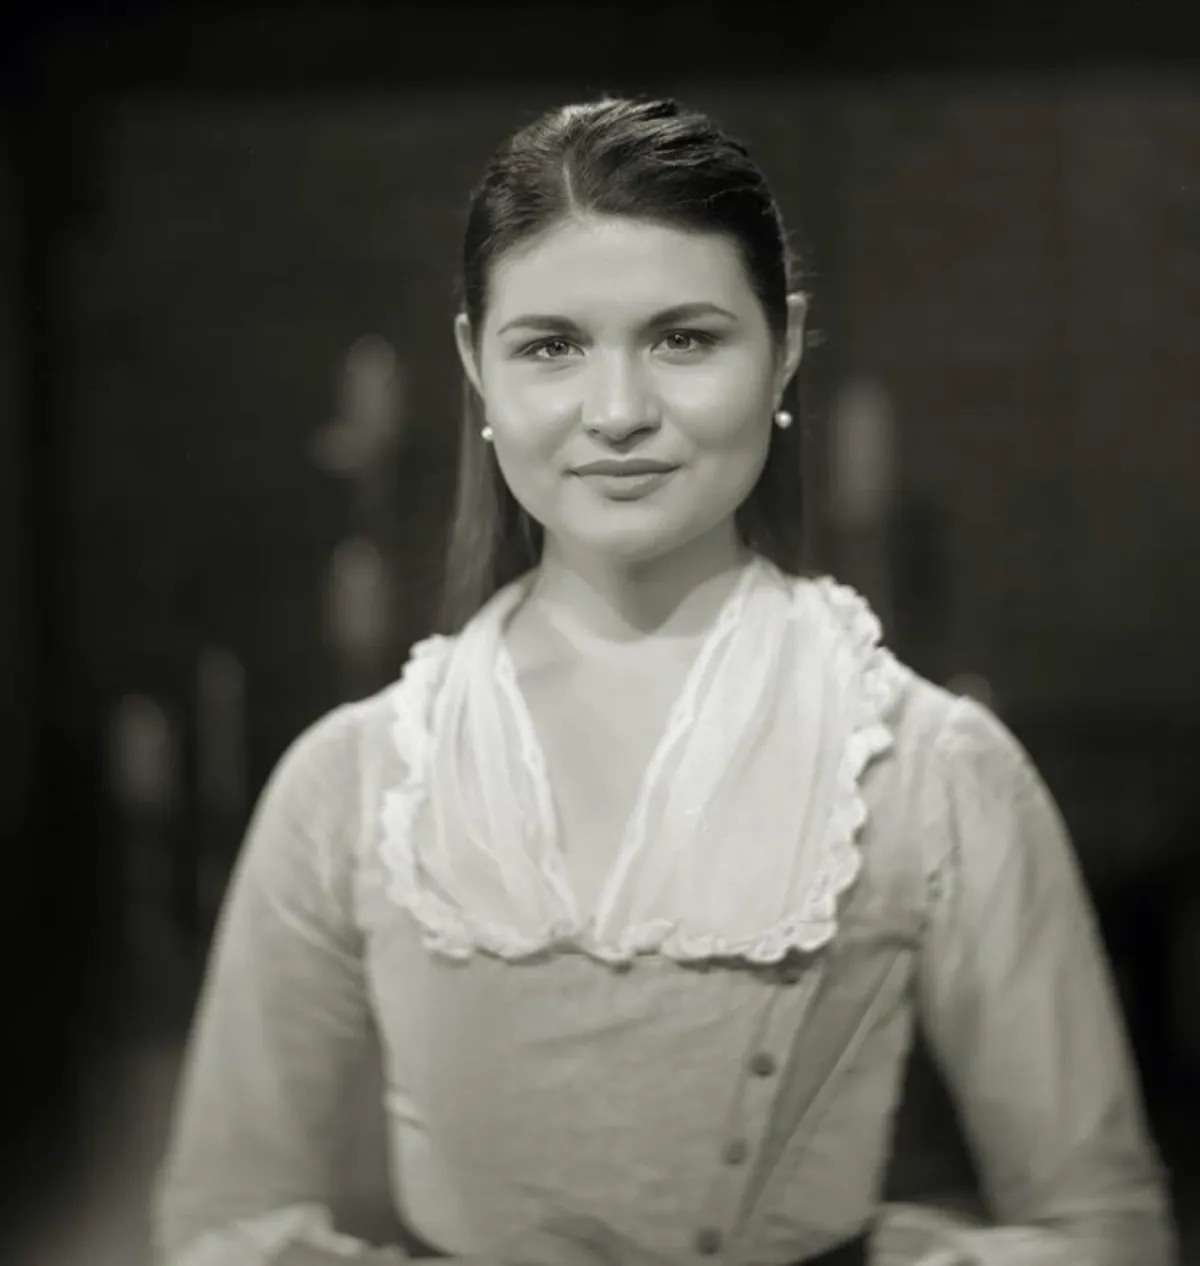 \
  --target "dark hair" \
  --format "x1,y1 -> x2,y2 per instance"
438,96 -> 809,633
